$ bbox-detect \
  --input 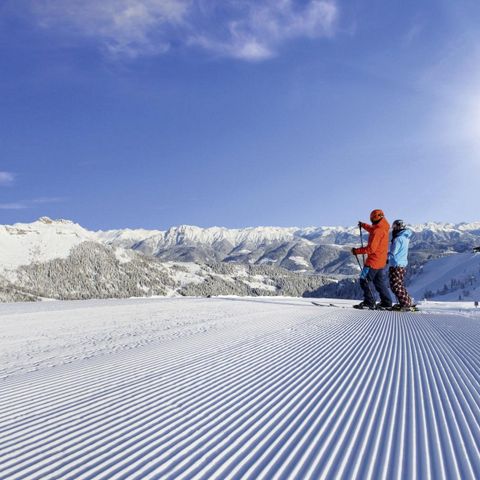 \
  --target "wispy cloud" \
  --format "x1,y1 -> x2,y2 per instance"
192,1 -> 338,61
31,197 -> 67,205
20,0 -> 338,60
0,202 -> 27,210
28,0 -> 191,58
0,197 -> 66,210
0,171 -> 15,186
402,16 -> 424,47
